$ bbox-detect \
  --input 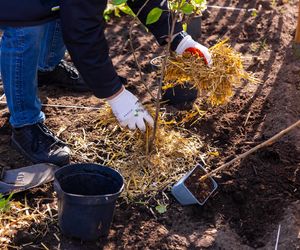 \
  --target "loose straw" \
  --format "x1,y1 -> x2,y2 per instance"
200,120 -> 300,181
164,40 -> 257,106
